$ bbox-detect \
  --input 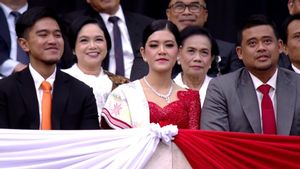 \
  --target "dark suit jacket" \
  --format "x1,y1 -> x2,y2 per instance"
201,67 -> 300,135
64,6 -> 153,81
0,67 -> 100,129
0,7 -> 12,65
